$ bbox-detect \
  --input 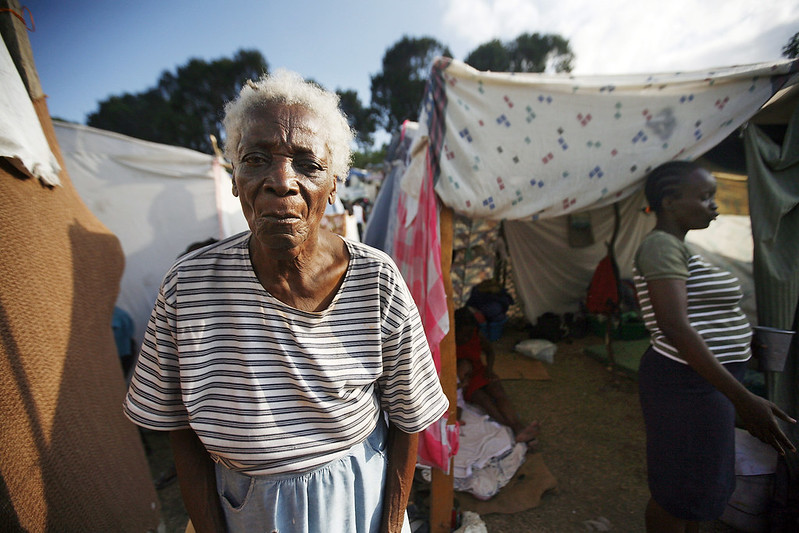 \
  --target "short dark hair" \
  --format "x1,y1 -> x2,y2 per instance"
644,160 -> 702,213
454,307 -> 477,331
